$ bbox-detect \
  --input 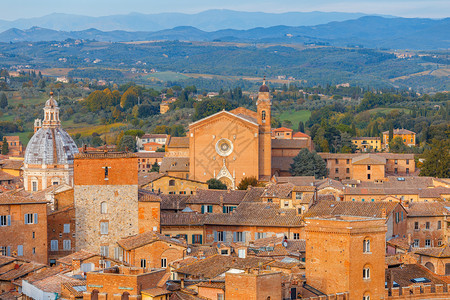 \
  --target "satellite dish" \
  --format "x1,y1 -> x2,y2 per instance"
186,247 -> 192,254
